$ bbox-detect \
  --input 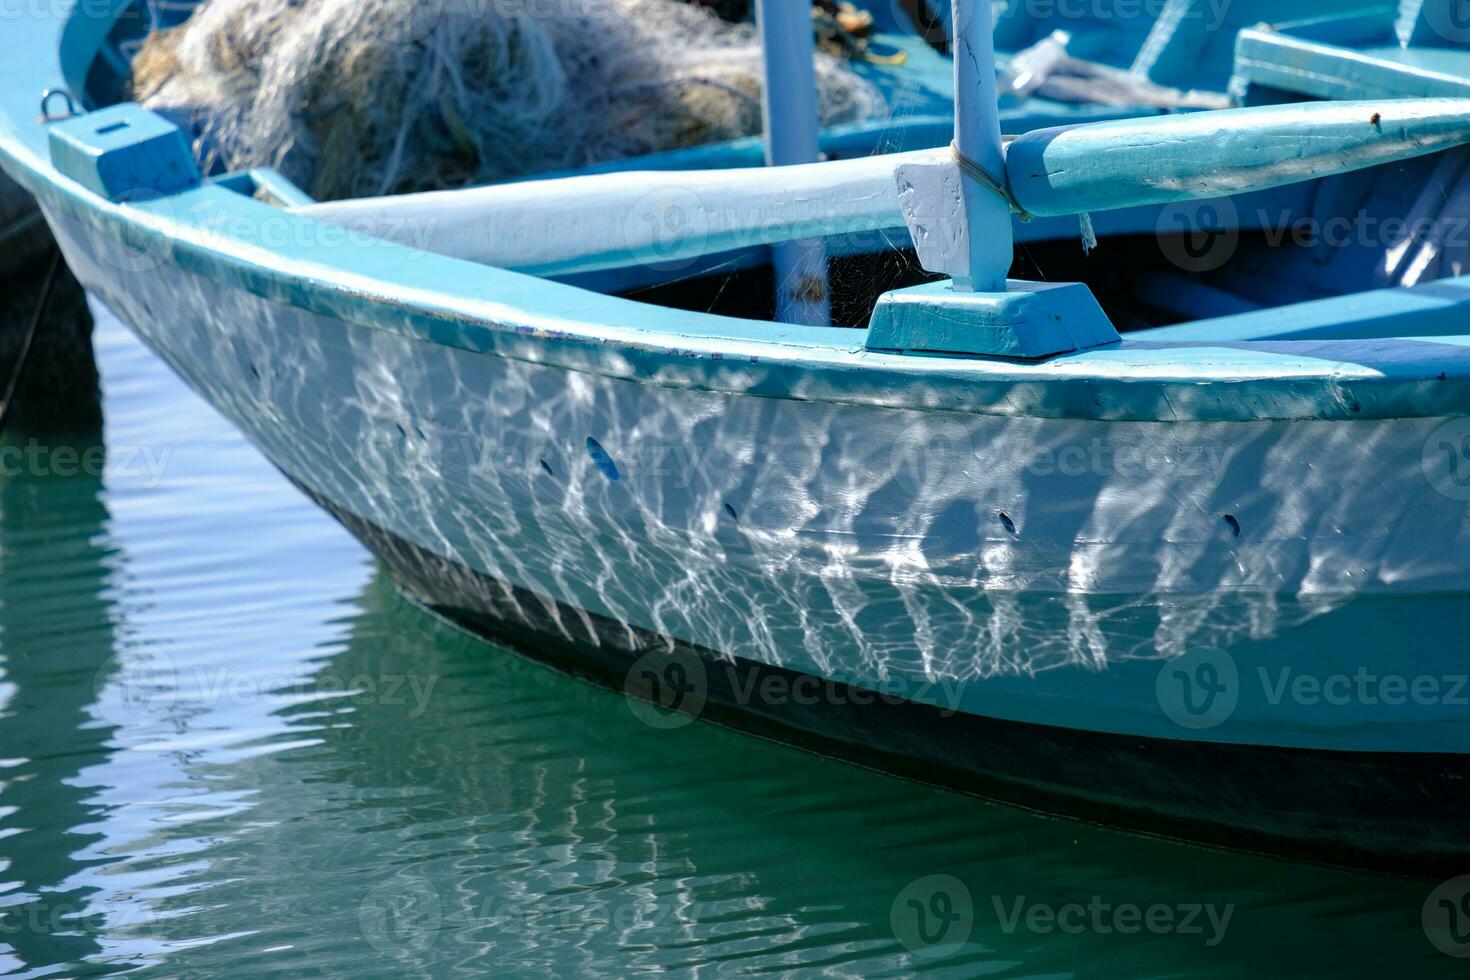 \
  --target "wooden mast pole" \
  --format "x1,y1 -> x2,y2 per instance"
755,0 -> 831,324
949,0 -> 1013,292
